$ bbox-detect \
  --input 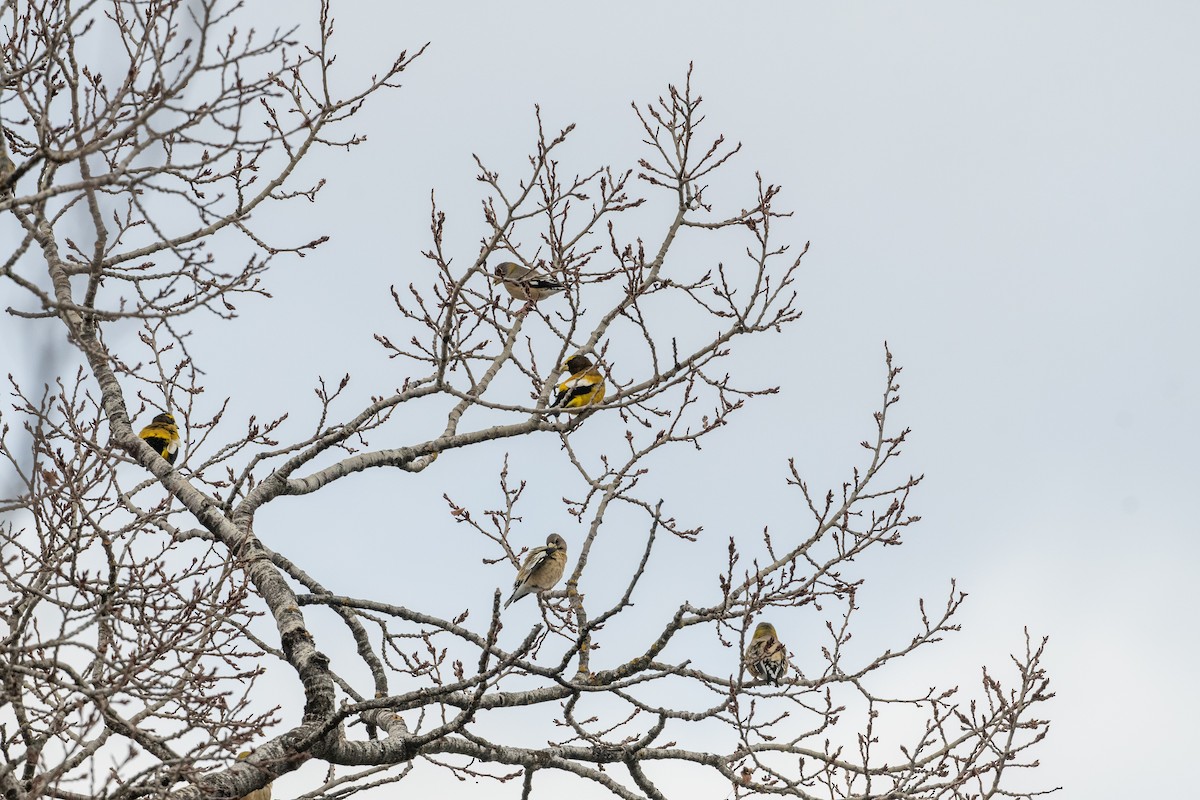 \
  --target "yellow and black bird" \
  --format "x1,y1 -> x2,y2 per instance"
743,621 -> 788,686
492,261 -> 566,305
137,412 -> 180,464
236,751 -> 272,800
504,534 -> 568,608
548,355 -> 605,413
